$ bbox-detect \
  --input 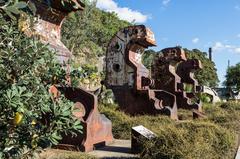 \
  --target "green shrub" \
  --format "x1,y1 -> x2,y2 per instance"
0,5 -> 82,158
199,93 -> 212,103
